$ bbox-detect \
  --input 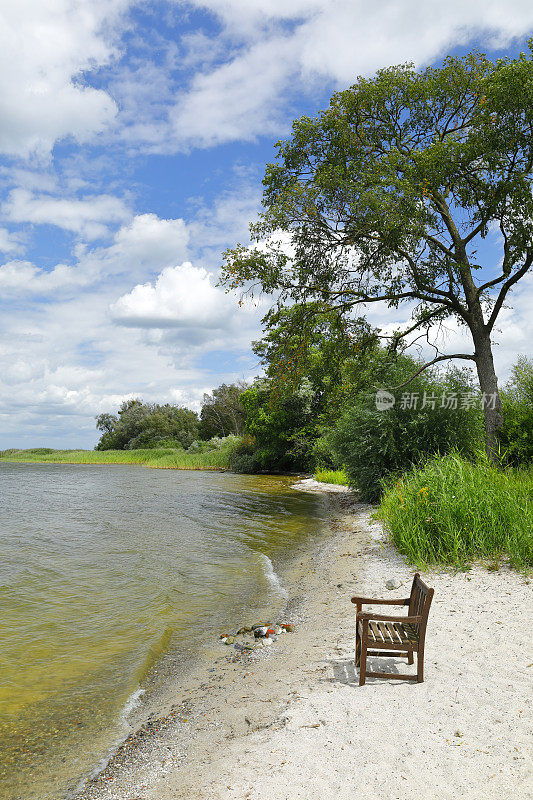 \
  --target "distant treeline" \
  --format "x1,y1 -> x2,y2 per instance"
94,382 -> 246,451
